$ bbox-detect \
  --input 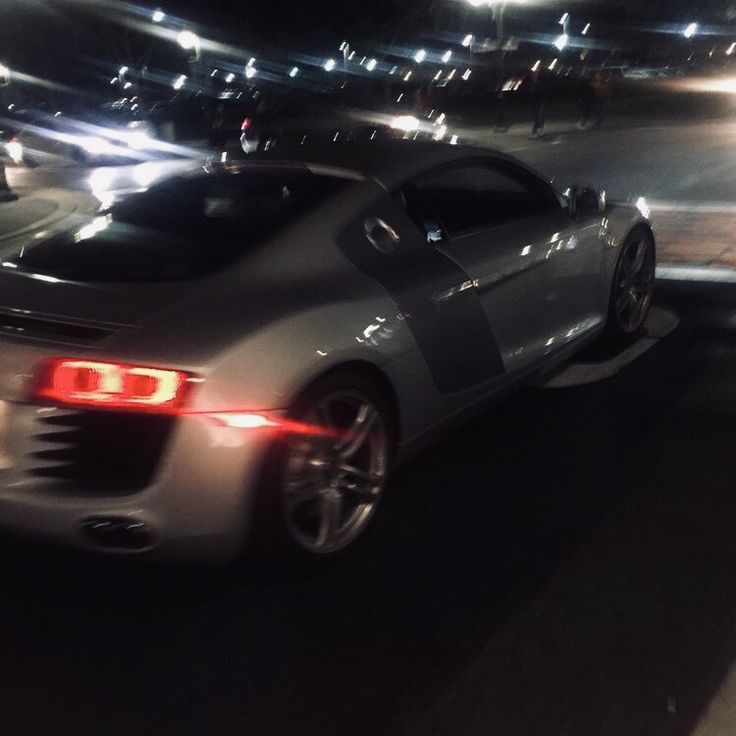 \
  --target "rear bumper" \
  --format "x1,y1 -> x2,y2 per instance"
0,402 -> 282,563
